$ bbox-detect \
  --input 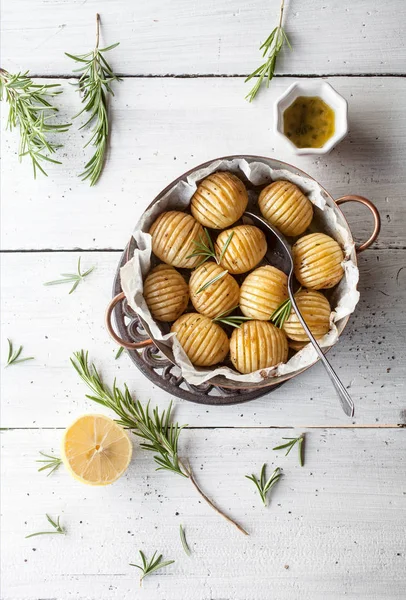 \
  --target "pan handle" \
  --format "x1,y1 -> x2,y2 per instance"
335,195 -> 381,253
105,292 -> 153,349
